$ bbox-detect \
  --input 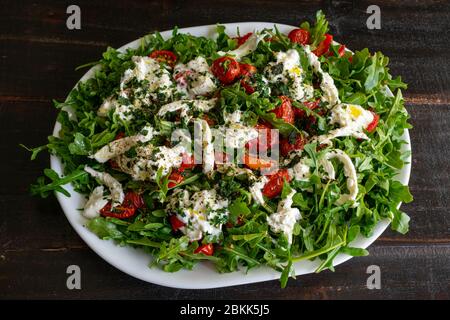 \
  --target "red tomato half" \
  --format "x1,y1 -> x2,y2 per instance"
211,56 -> 241,85
194,243 -> 214,256
271,96 -> 295,124
313,34 -> 333,57
234,32 -> 253,47
100,191 -> 145,219
280,134 -> 307,157
288,29 -> 310,45
168,171 -> 184,188
170,215 -> 185,231
366,111 -> 380,133
246,122 -> 275,153
149,50 -> 177,67
294,99 -> 320,118
262,169 -> 291,198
